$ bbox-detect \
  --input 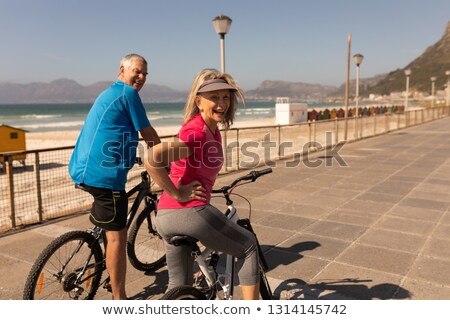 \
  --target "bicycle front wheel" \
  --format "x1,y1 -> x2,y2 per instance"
127,208 -> 166,272
23,230 -> 104,300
